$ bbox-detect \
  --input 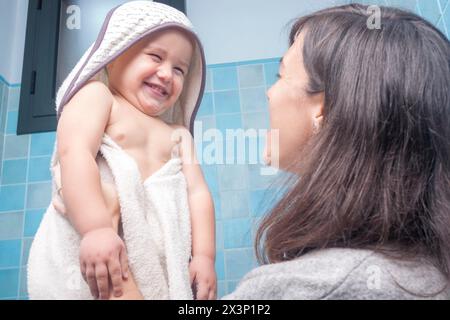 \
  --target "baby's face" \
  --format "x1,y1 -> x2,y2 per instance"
107,29 -> 194,116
